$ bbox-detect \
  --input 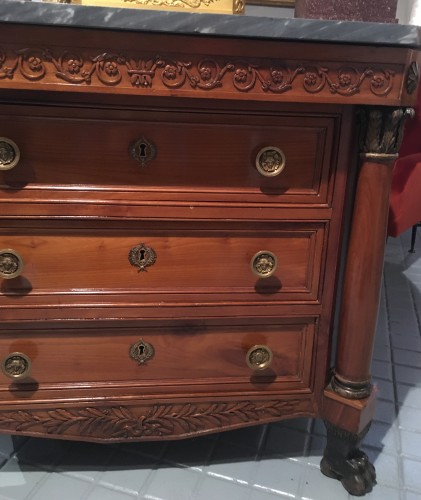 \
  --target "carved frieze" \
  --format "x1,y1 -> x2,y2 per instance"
0,46 -> 398,100
0,399 -> 312,440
